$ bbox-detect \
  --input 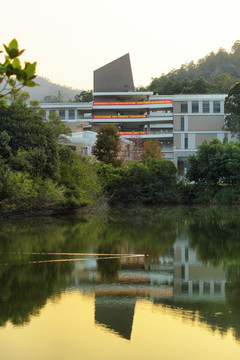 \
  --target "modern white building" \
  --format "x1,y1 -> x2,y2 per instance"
40,54 -> 236,175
